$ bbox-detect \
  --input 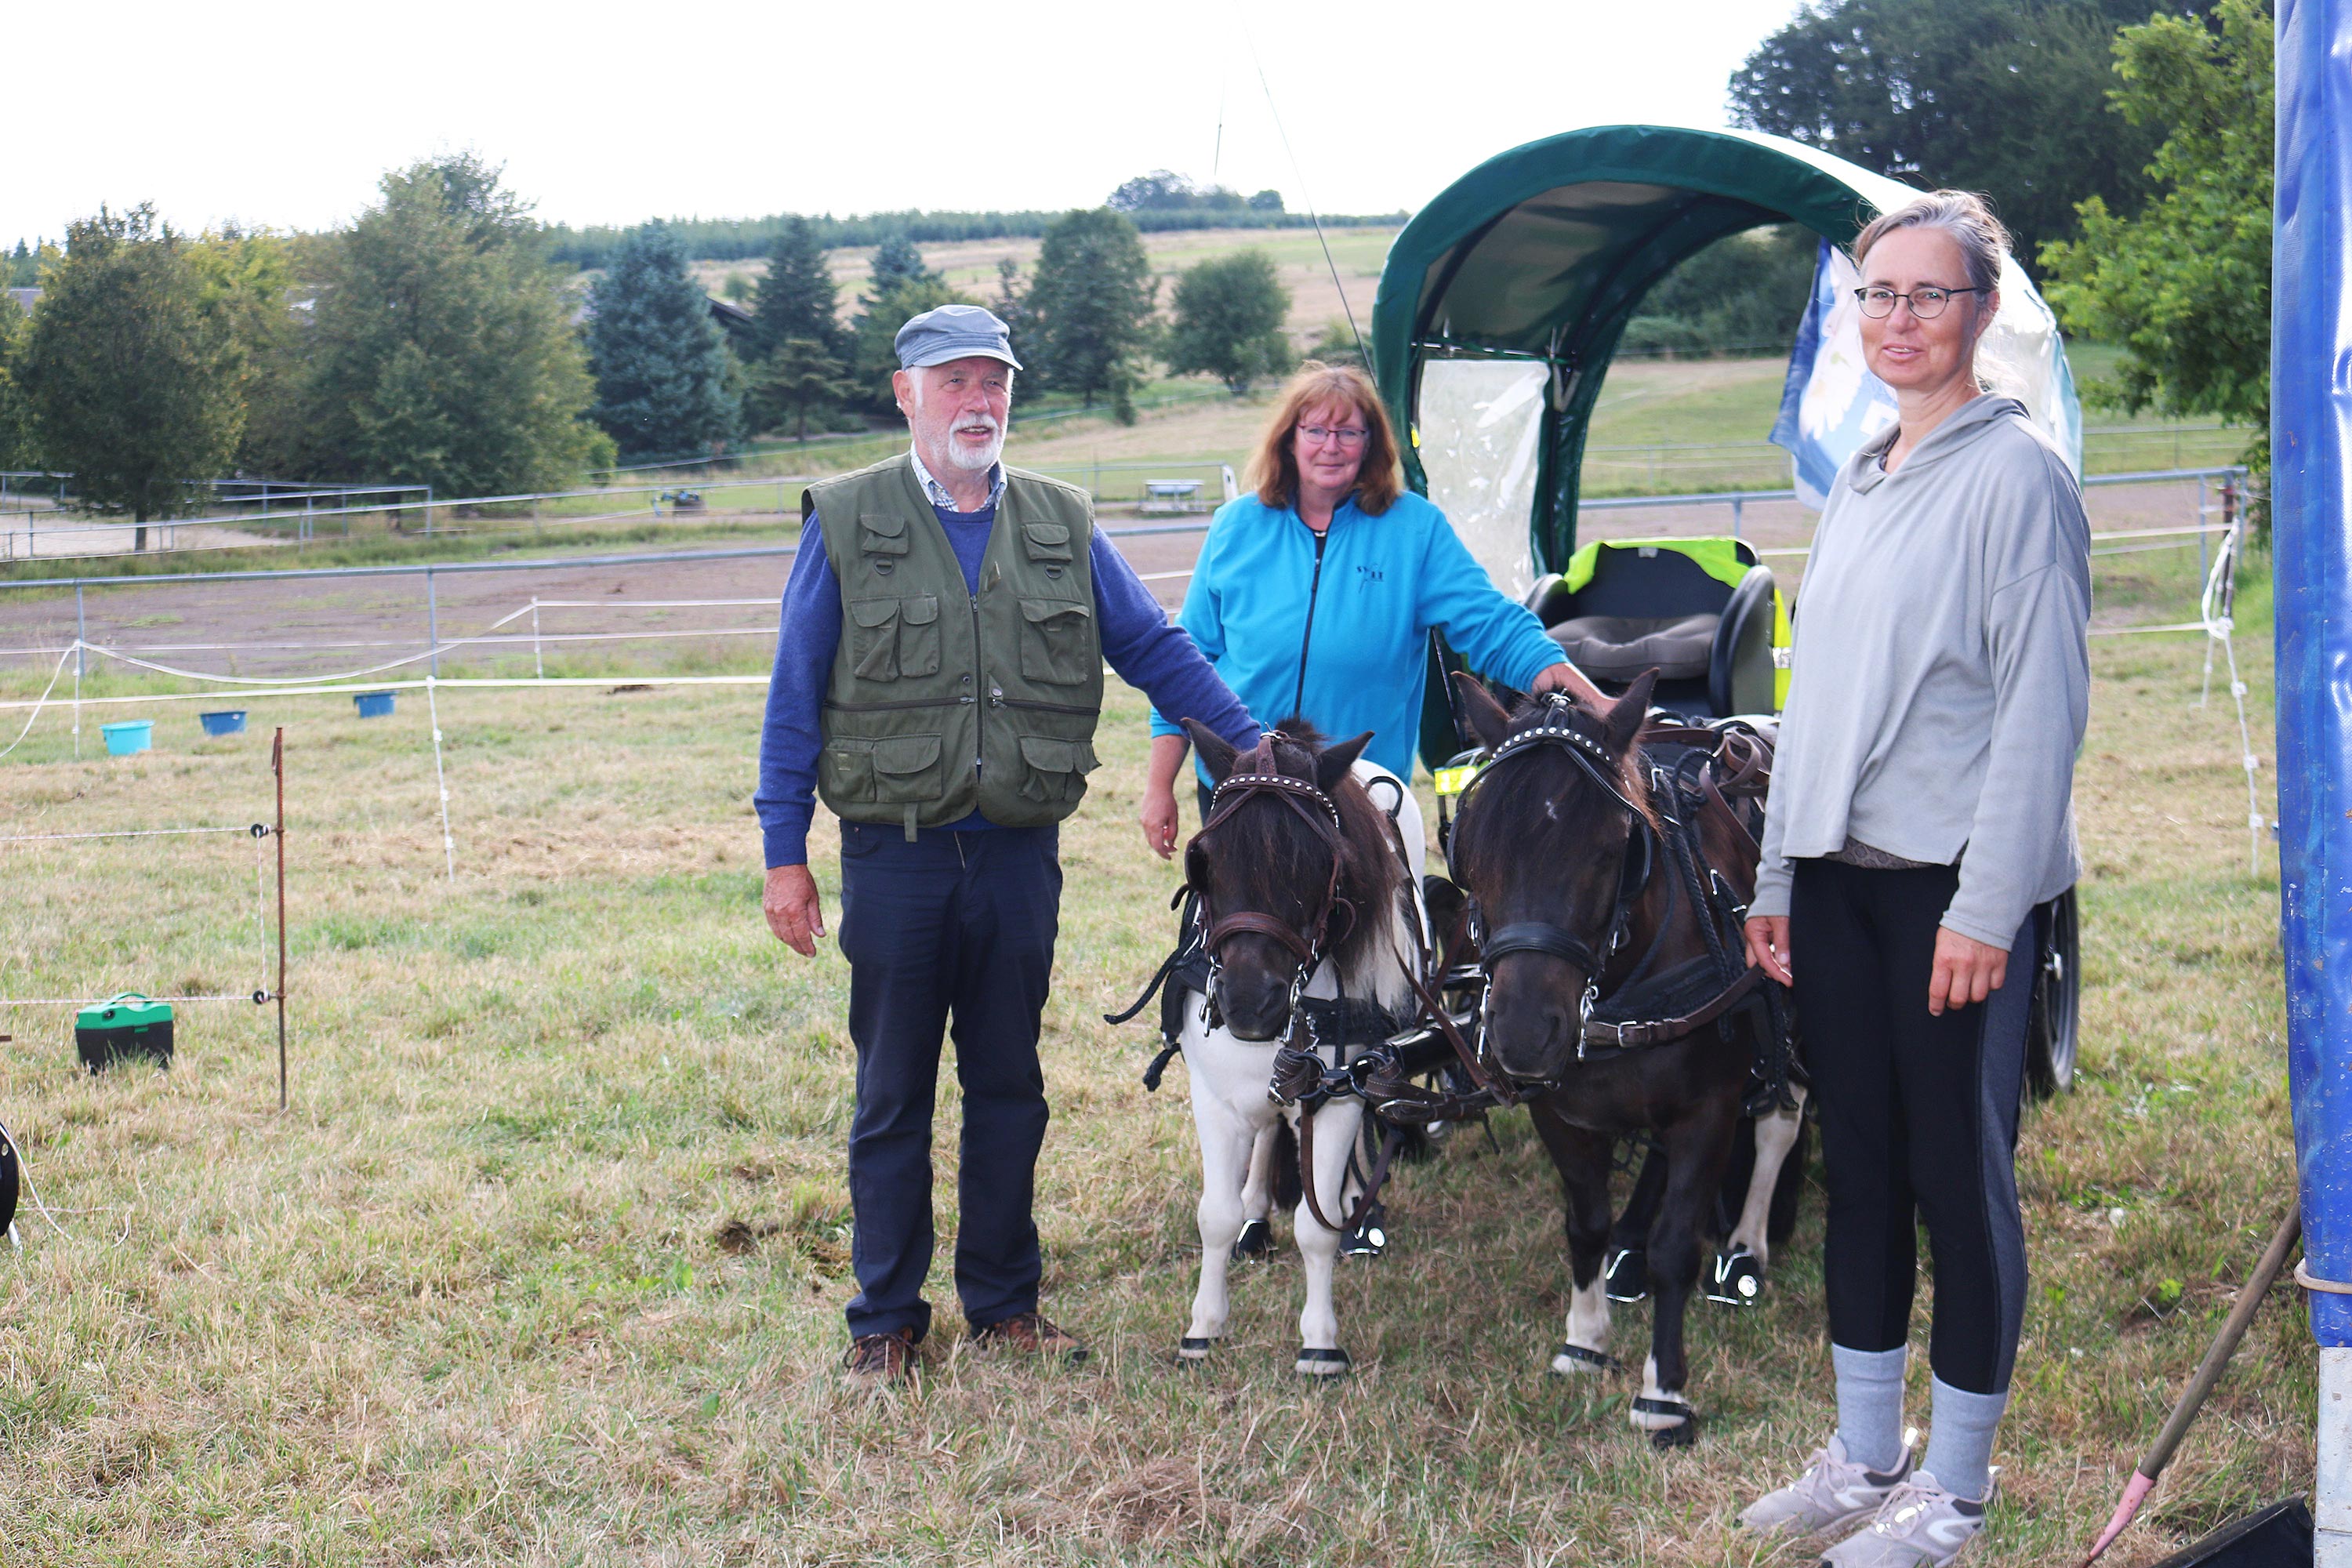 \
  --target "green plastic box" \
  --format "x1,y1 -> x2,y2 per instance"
75,993 -> 173,1073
